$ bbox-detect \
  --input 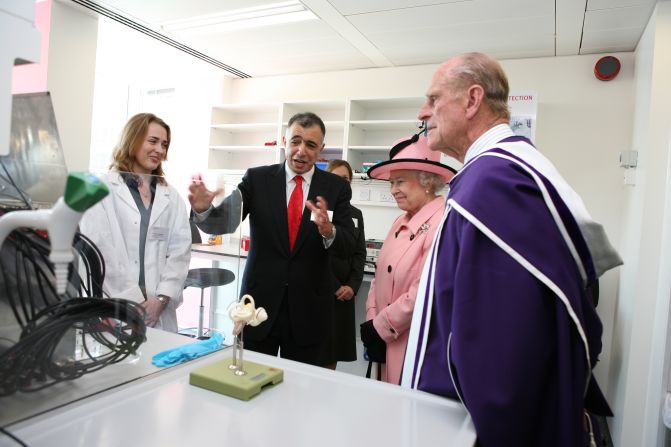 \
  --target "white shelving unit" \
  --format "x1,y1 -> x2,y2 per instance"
279,100 -> 346,165
205,94 -> 537,217
208,103 -> 281,171
207,97 -> 425,174
345,97 -> 425,172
